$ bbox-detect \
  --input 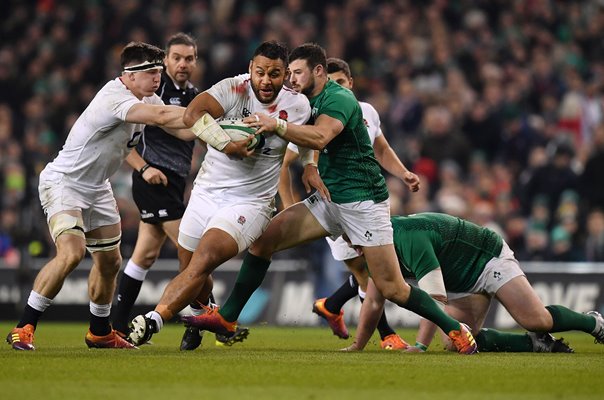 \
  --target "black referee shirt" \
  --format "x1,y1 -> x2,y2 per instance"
136,72 -> 199,177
